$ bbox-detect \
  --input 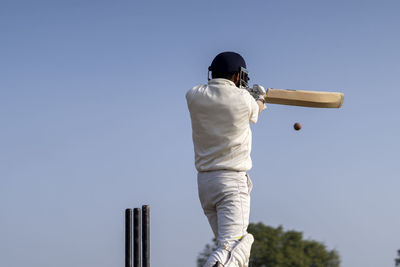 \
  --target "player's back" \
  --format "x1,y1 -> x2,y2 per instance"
186,79 -> 256,172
